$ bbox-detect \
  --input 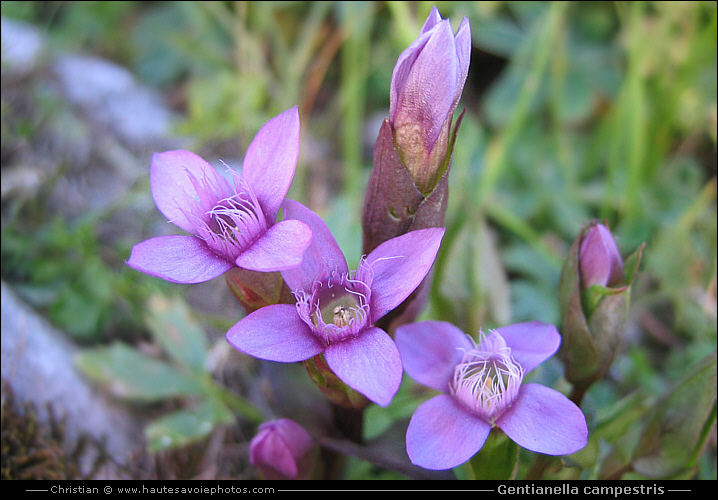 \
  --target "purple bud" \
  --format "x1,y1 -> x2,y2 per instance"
249,419 -> 314,480
558,221 -> 643,401
389,6 -> 471,193
579,222 -> 624,289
